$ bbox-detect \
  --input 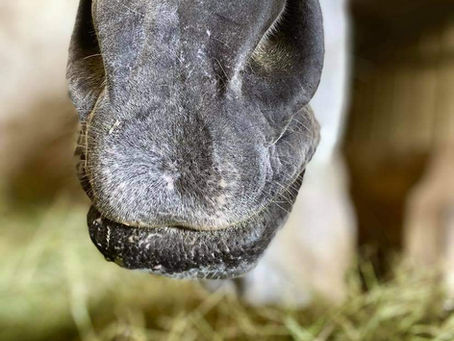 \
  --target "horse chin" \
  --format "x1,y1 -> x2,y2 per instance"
87,171 -> 305,279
